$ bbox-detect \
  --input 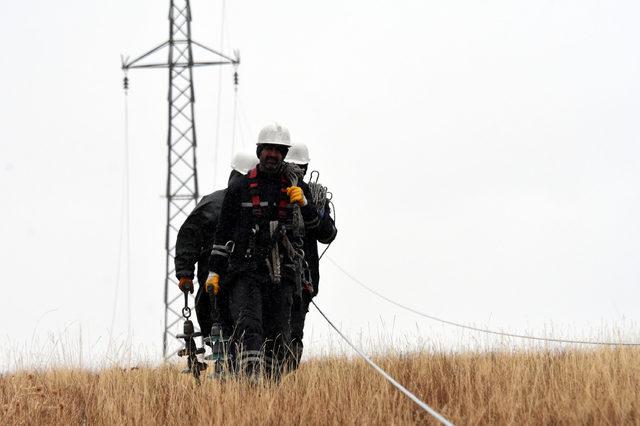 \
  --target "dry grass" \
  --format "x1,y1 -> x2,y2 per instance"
1,348 -> 639,425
